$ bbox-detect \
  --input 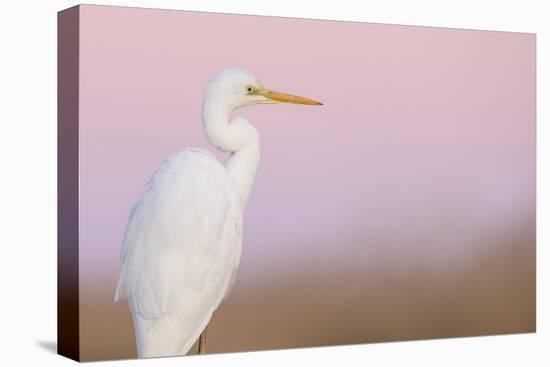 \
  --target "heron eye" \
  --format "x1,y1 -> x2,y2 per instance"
246,86 -> 252,93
